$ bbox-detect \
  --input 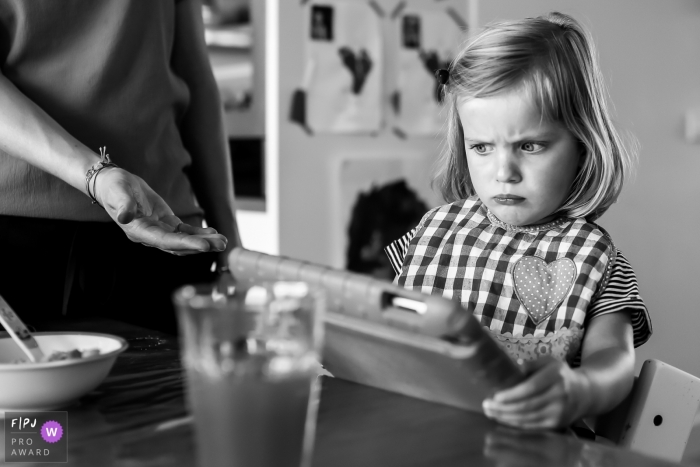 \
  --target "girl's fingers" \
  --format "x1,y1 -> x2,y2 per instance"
484,386 -> 566,429
488,403 -> 561,429
513,413 -> 562,430
492,363 -> 561,403
484,384 -> 560,416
